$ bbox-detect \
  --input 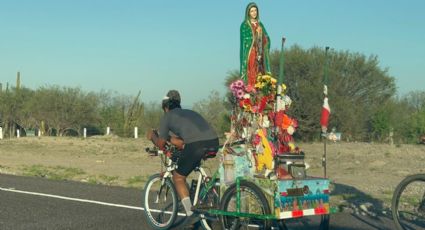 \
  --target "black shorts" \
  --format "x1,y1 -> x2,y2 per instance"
175,138 -> 219,177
